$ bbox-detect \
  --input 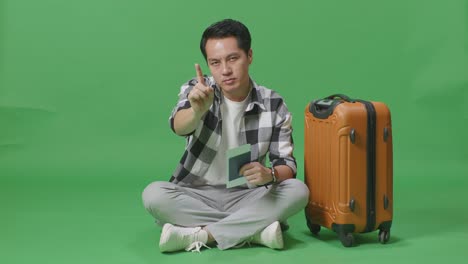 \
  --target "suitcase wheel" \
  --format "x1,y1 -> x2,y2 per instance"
338,232 -> 355,247
308,222 -> 321,235
378,229 -> 391,244
305,211 -> 321,235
